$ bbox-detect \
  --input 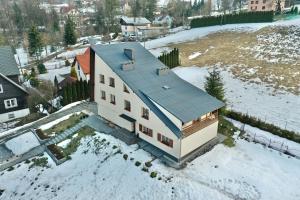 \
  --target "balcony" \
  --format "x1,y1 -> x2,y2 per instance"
182,113 -> 218,137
